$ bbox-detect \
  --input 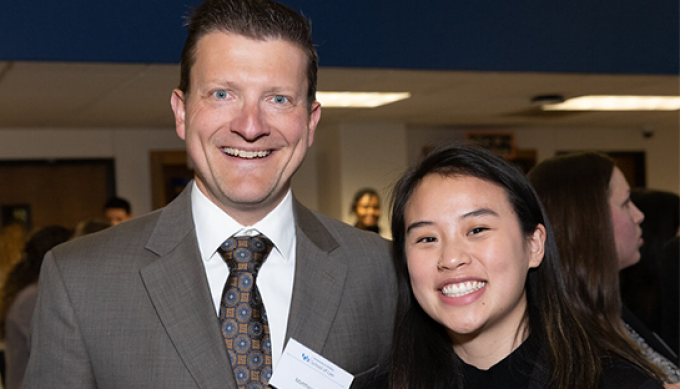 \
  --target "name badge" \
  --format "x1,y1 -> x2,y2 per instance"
269,338 -> 354,389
